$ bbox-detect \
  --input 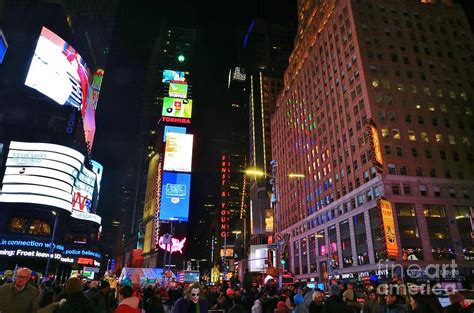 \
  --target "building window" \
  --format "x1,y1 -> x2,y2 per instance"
421,132 -> 429,142
416,167 -> 423,177
403,184 -> 411,195
411,148 -> 419,158
384,146 -> 392,155
462,189 -> 470,199
395,147 -> 403,157
392,129 -> 400,140
440,151 -> 447,160
423,204 -> 446,218
8,217 -> 28,234
425,149 -> 432,159
400,165 -> 408,175
408,131 -> 416,141
429,168 -> 437,177
419,185 -> 428,196
382,128 -> 389,138
448,135 -> 456,145
388,164 -> 396,175
435,134 -> 443,143
392,184 -> 400,195
448,187 -> 456,198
